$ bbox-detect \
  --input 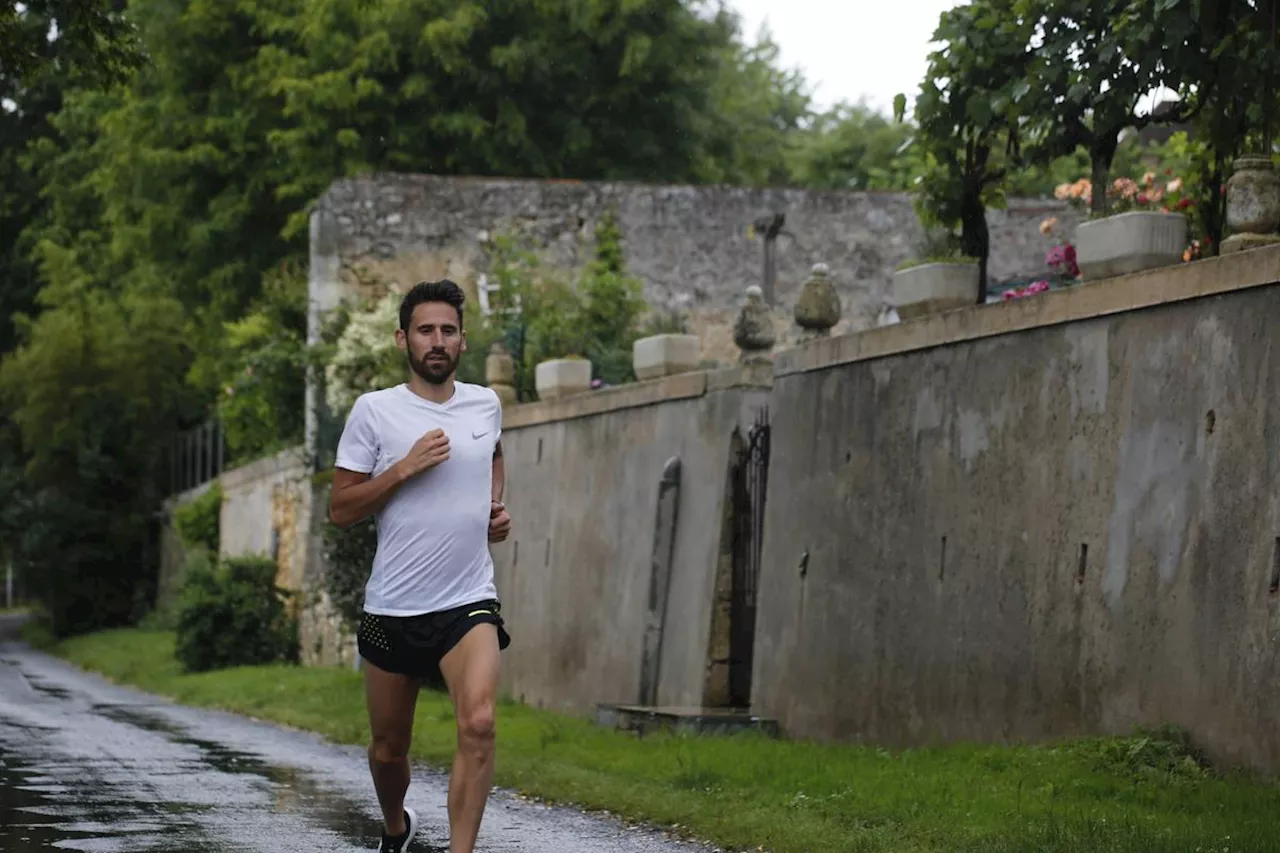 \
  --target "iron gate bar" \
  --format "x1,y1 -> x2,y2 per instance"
729,405 -> 770,708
